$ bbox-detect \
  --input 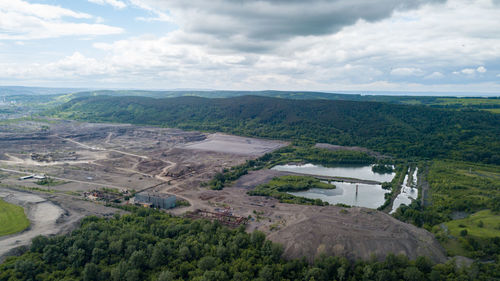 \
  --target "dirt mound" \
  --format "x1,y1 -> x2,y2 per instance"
267,206 -> 446,263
